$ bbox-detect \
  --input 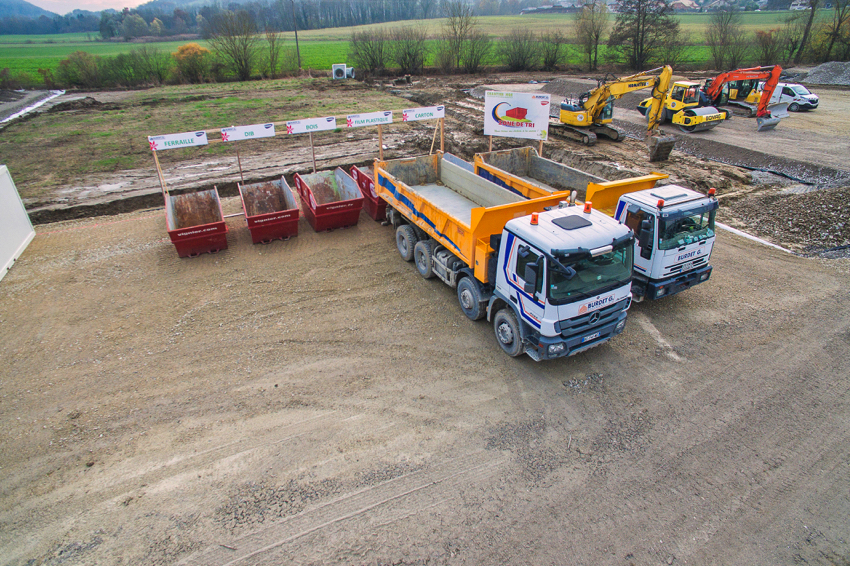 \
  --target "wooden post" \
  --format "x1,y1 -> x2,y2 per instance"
309,131 -> 317,173
378,124 -> 384,160
539,139 -> 544,157
152,151 -> 168,198
488,135 -> 493,152
429,120 -> 439,155
440,117 -> 444,153
235,145 -> 245,184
